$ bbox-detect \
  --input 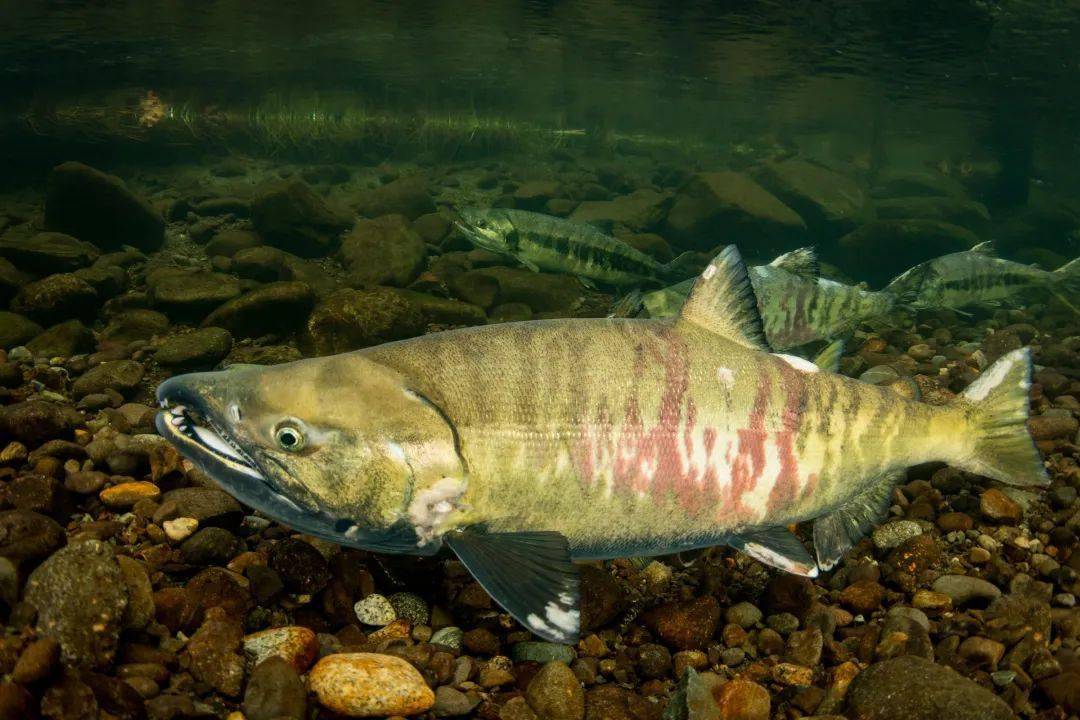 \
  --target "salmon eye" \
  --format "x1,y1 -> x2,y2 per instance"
274,425 -> 305,452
